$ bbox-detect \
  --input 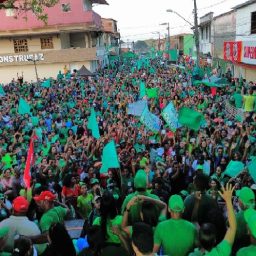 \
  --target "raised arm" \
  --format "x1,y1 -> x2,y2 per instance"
218,183 -> 236,245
